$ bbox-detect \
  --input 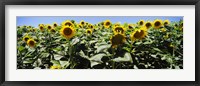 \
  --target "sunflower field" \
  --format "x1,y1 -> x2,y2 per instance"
17,19 -> 183,69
